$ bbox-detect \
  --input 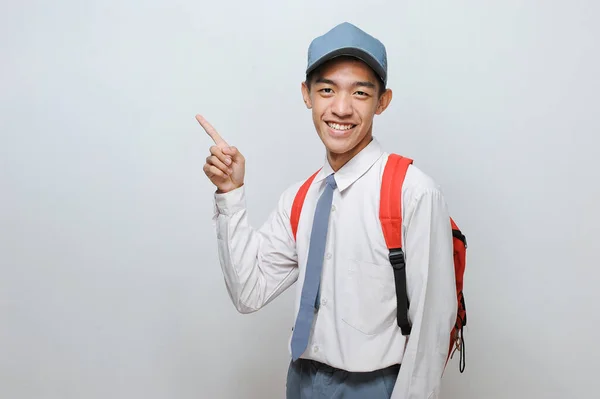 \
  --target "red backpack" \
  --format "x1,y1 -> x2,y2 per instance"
290,153 -> 467,373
